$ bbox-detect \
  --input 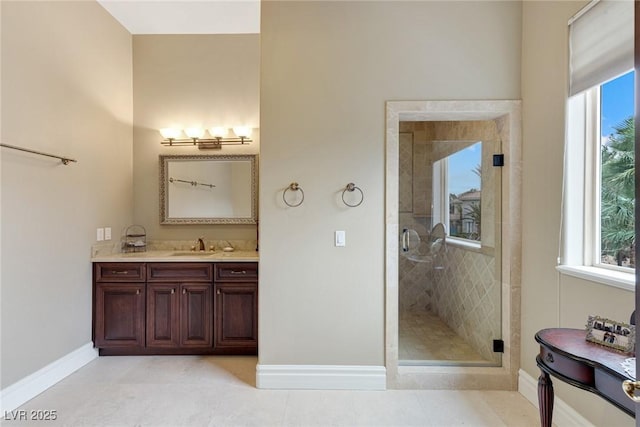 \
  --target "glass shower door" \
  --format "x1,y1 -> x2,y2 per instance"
398,125 -> 502,367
